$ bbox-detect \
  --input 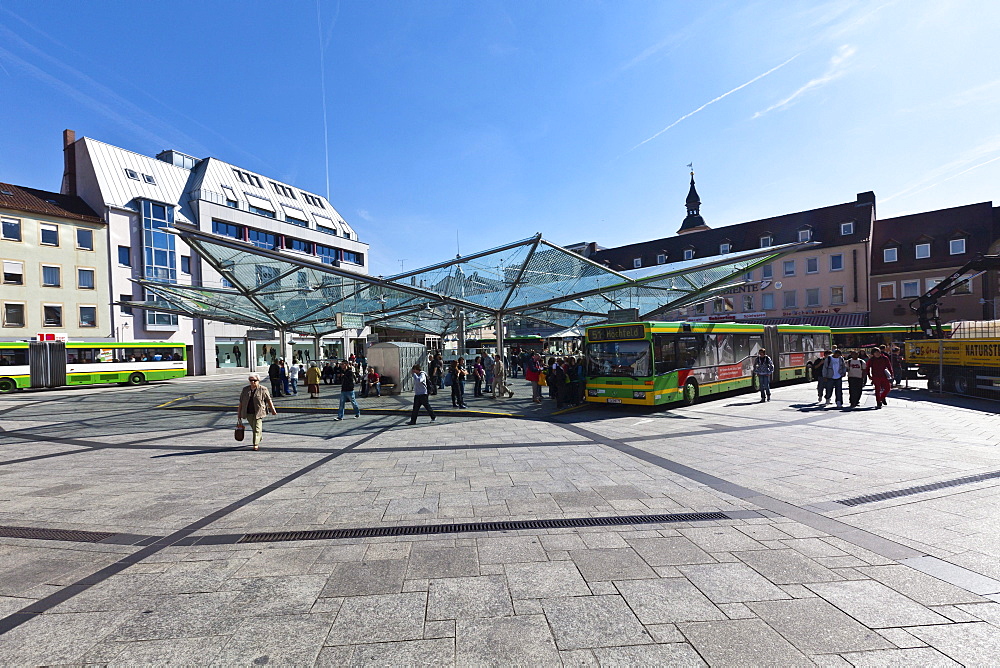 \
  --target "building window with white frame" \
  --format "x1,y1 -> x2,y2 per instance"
2,302 -> 25,327
806,288 -> 820,307
42,265 -> 61,287
954,278 -> 973,294
926,277 -> 942,292
2,217 -> 22,241
783,260 -> 795,276
831,286 -> 845,305
915,243 -> 931,259
830,254 -> 844,271
798,228 -> 812,242
883,247 -> 898,263
761,264 -> 773,279
762,293 -> 775,310
806,257 -> 818,274
744,270 -> 753,281
840,222 -> 854,235
878,282 -> 896,301
743,294 -> 754,311
77,268 -> 95,290
760,235 -> 772,247
950,238 -> 966,255
633,258 -> 641,269
2,260 -> 23,285
656,253 -> 666,264
694,302 -> 705,315
76,228 -> 94,250
683,248 -> 694,260
40,223 -> 59,246
719,242 -> 730,254
901,280 -> 920,298
43,304 -> 62,327
79,306 -> 97,328
783,291 -> 797,308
